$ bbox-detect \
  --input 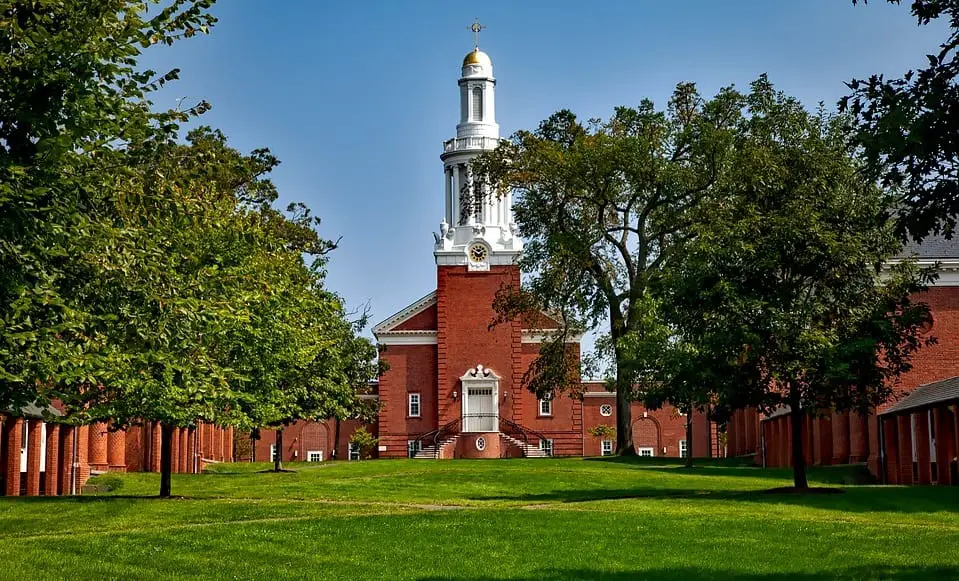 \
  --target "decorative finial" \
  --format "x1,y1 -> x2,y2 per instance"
469,18 -> 486,49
